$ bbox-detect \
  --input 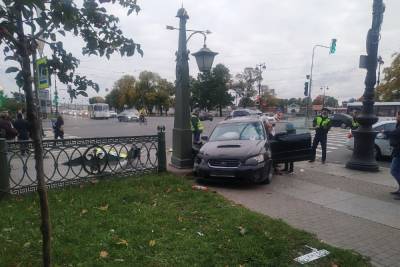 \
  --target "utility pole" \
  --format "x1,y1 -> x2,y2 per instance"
256,63 -> 266,110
